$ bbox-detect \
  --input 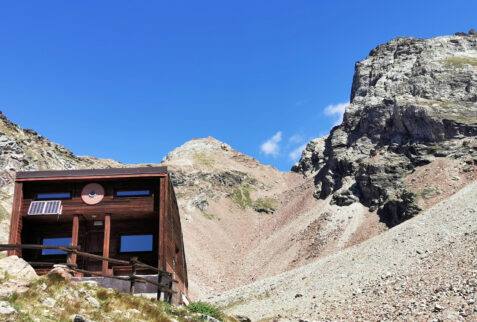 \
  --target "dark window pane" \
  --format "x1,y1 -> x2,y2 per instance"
42,237 -> 72,255
120,235 -> 153,252
116,190 -> 150,197
37,192 -> 71,200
